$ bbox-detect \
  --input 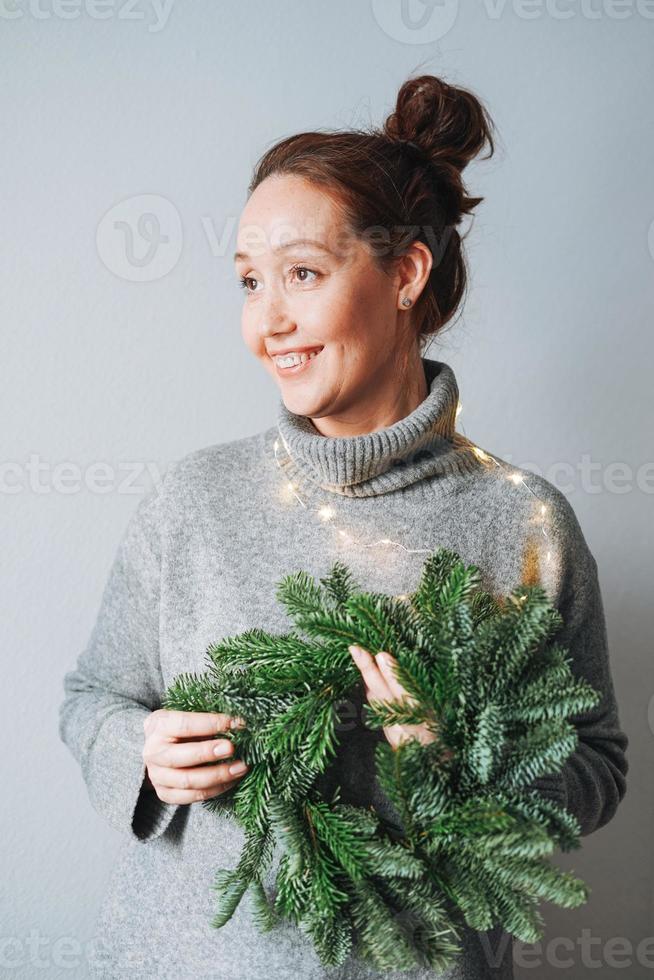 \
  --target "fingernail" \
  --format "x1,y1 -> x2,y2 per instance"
376,652 -> 391,666
229,760 -> 248,776
213,741 -> 232,758
230,716 -> 247,730
348,645 -> 361,658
